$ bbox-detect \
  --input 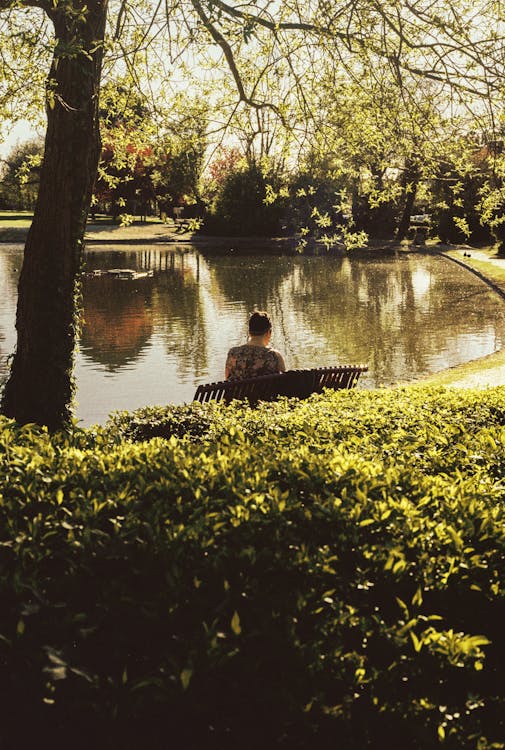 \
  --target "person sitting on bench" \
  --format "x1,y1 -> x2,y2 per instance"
225,310 -> 286,380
